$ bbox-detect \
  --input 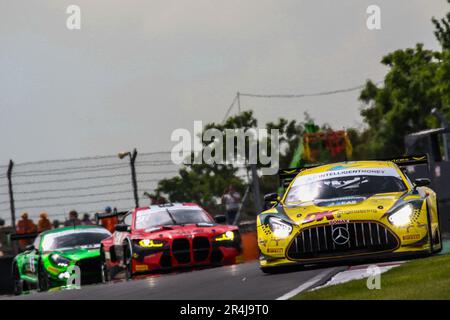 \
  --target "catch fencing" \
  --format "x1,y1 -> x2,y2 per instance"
0,150 -> 179,227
